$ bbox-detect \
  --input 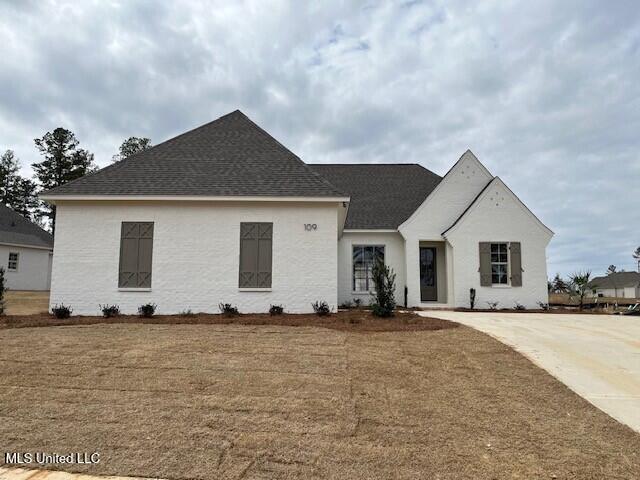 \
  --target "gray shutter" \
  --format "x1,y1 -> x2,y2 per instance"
510,242 -> 522,287
479,242 -> 492,286
119,222 -> 153,288
137,222 -> 154,287
239,223 -> 272,288
239,223 -> 258,287
257,223 -> 272,288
